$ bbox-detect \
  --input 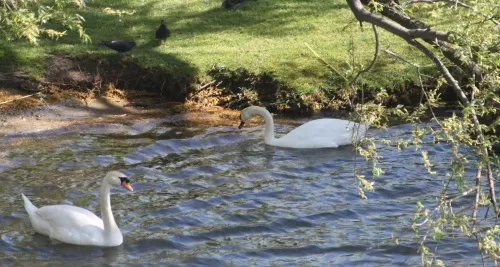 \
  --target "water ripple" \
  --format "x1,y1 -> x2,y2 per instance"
0,120 -> 485,266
